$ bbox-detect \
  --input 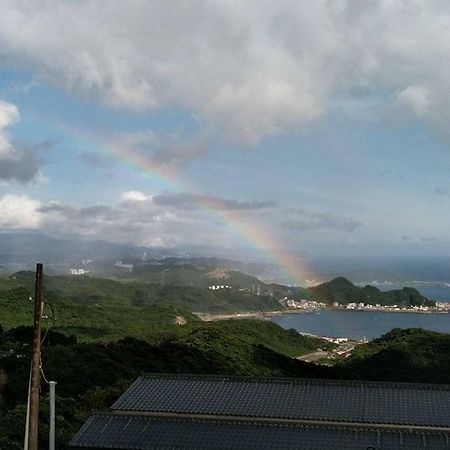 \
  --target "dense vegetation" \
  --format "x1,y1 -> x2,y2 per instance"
1,323 -> 449,449
132,261 -> 265,289
0,271 -> 446,449
310,276 -> 435,307
340,328 -> 450,383
0,273 -> 433,343
0,272 -> 283,340
0,319 -> 332,449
